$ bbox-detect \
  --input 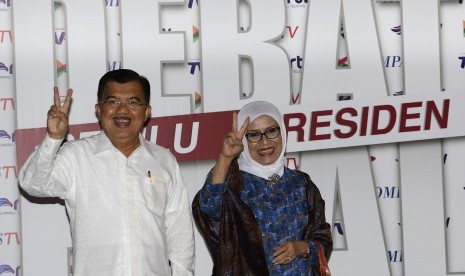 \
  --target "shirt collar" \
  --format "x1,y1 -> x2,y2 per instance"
94,131 -> 149,156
